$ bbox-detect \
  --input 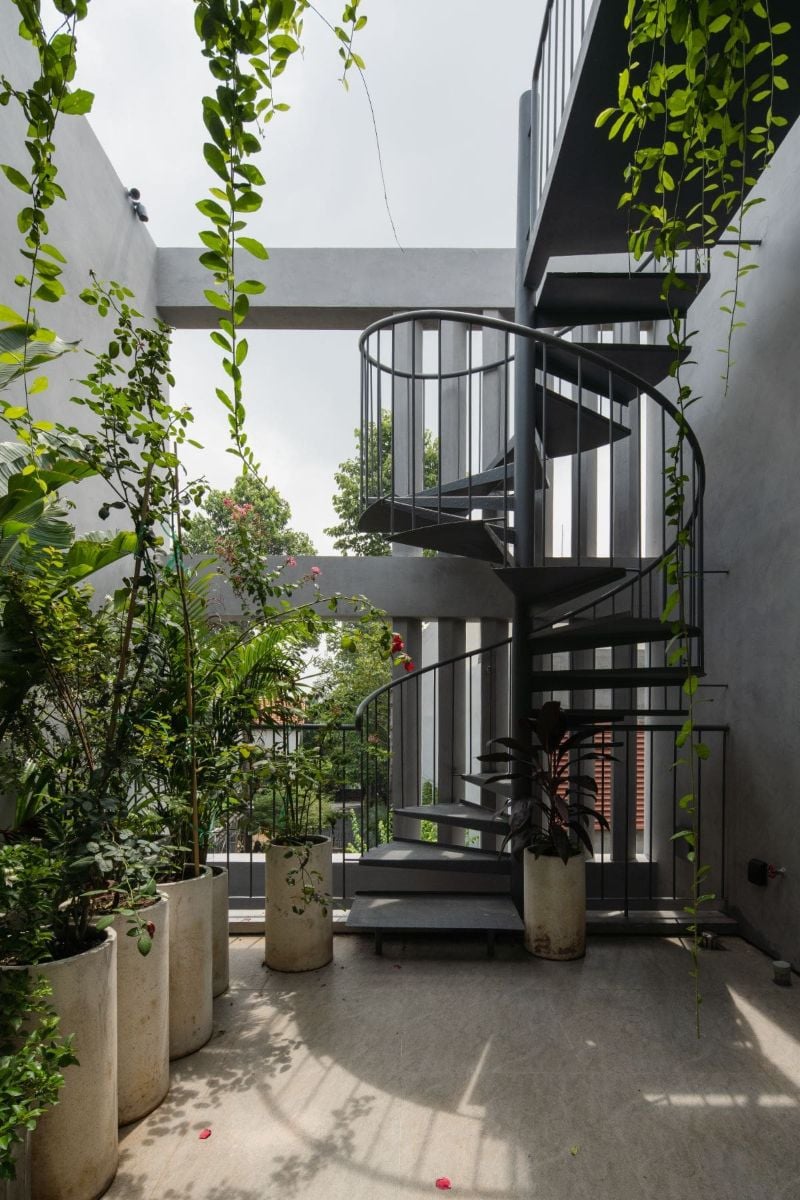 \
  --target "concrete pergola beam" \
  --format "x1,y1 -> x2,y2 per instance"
201,555 -> 514,621
157,248 -> 515,330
